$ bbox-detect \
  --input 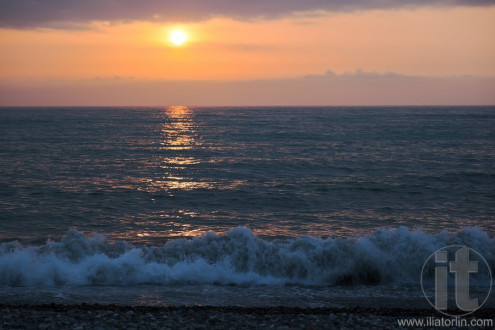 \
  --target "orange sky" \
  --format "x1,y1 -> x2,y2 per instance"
0,4 -> 494,105
1,6 -> 495,81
